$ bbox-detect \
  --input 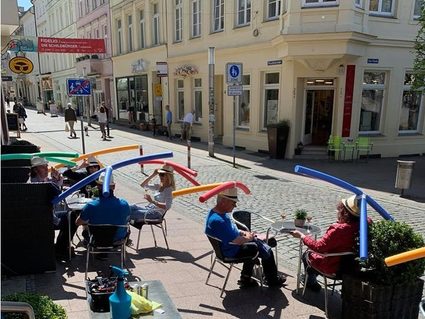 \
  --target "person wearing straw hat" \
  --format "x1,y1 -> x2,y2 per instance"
290,195 -> 361,292
29,156 -> 63,188
129,164 -> 176,223
76,172 -> 130,246
205,187 -> 286,288
63,157 -> 101,197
